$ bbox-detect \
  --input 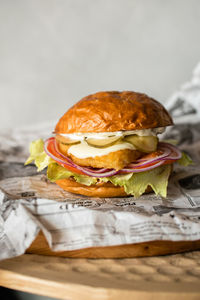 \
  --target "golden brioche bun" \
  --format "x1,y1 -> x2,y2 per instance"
56,178 -> 153,197
55,91 -> 173,134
